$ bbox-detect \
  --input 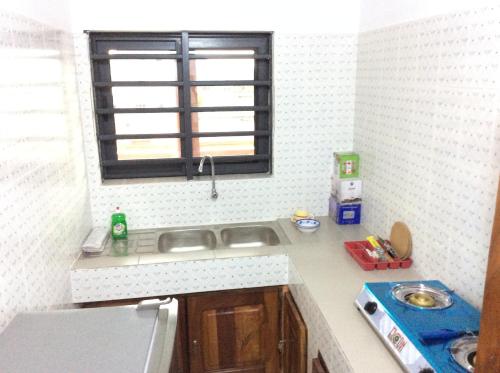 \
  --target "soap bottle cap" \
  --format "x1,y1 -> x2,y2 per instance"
115,206 -> 120,213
